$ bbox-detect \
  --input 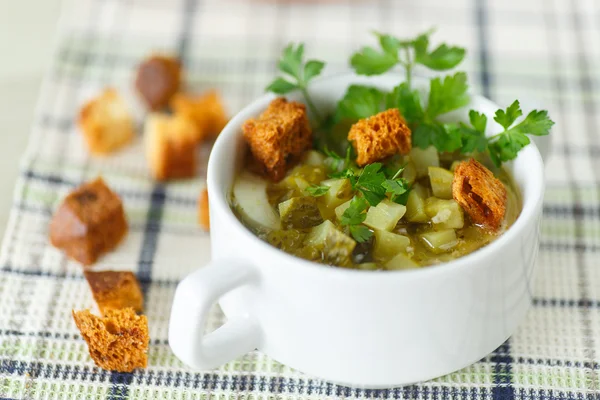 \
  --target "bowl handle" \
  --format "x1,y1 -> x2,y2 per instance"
168,259 -> 261,369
